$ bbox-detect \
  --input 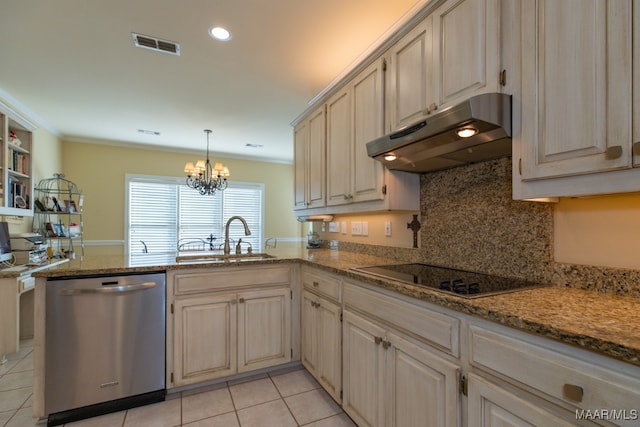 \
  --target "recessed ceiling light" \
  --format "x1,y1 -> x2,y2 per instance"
209,26 -> 231,41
